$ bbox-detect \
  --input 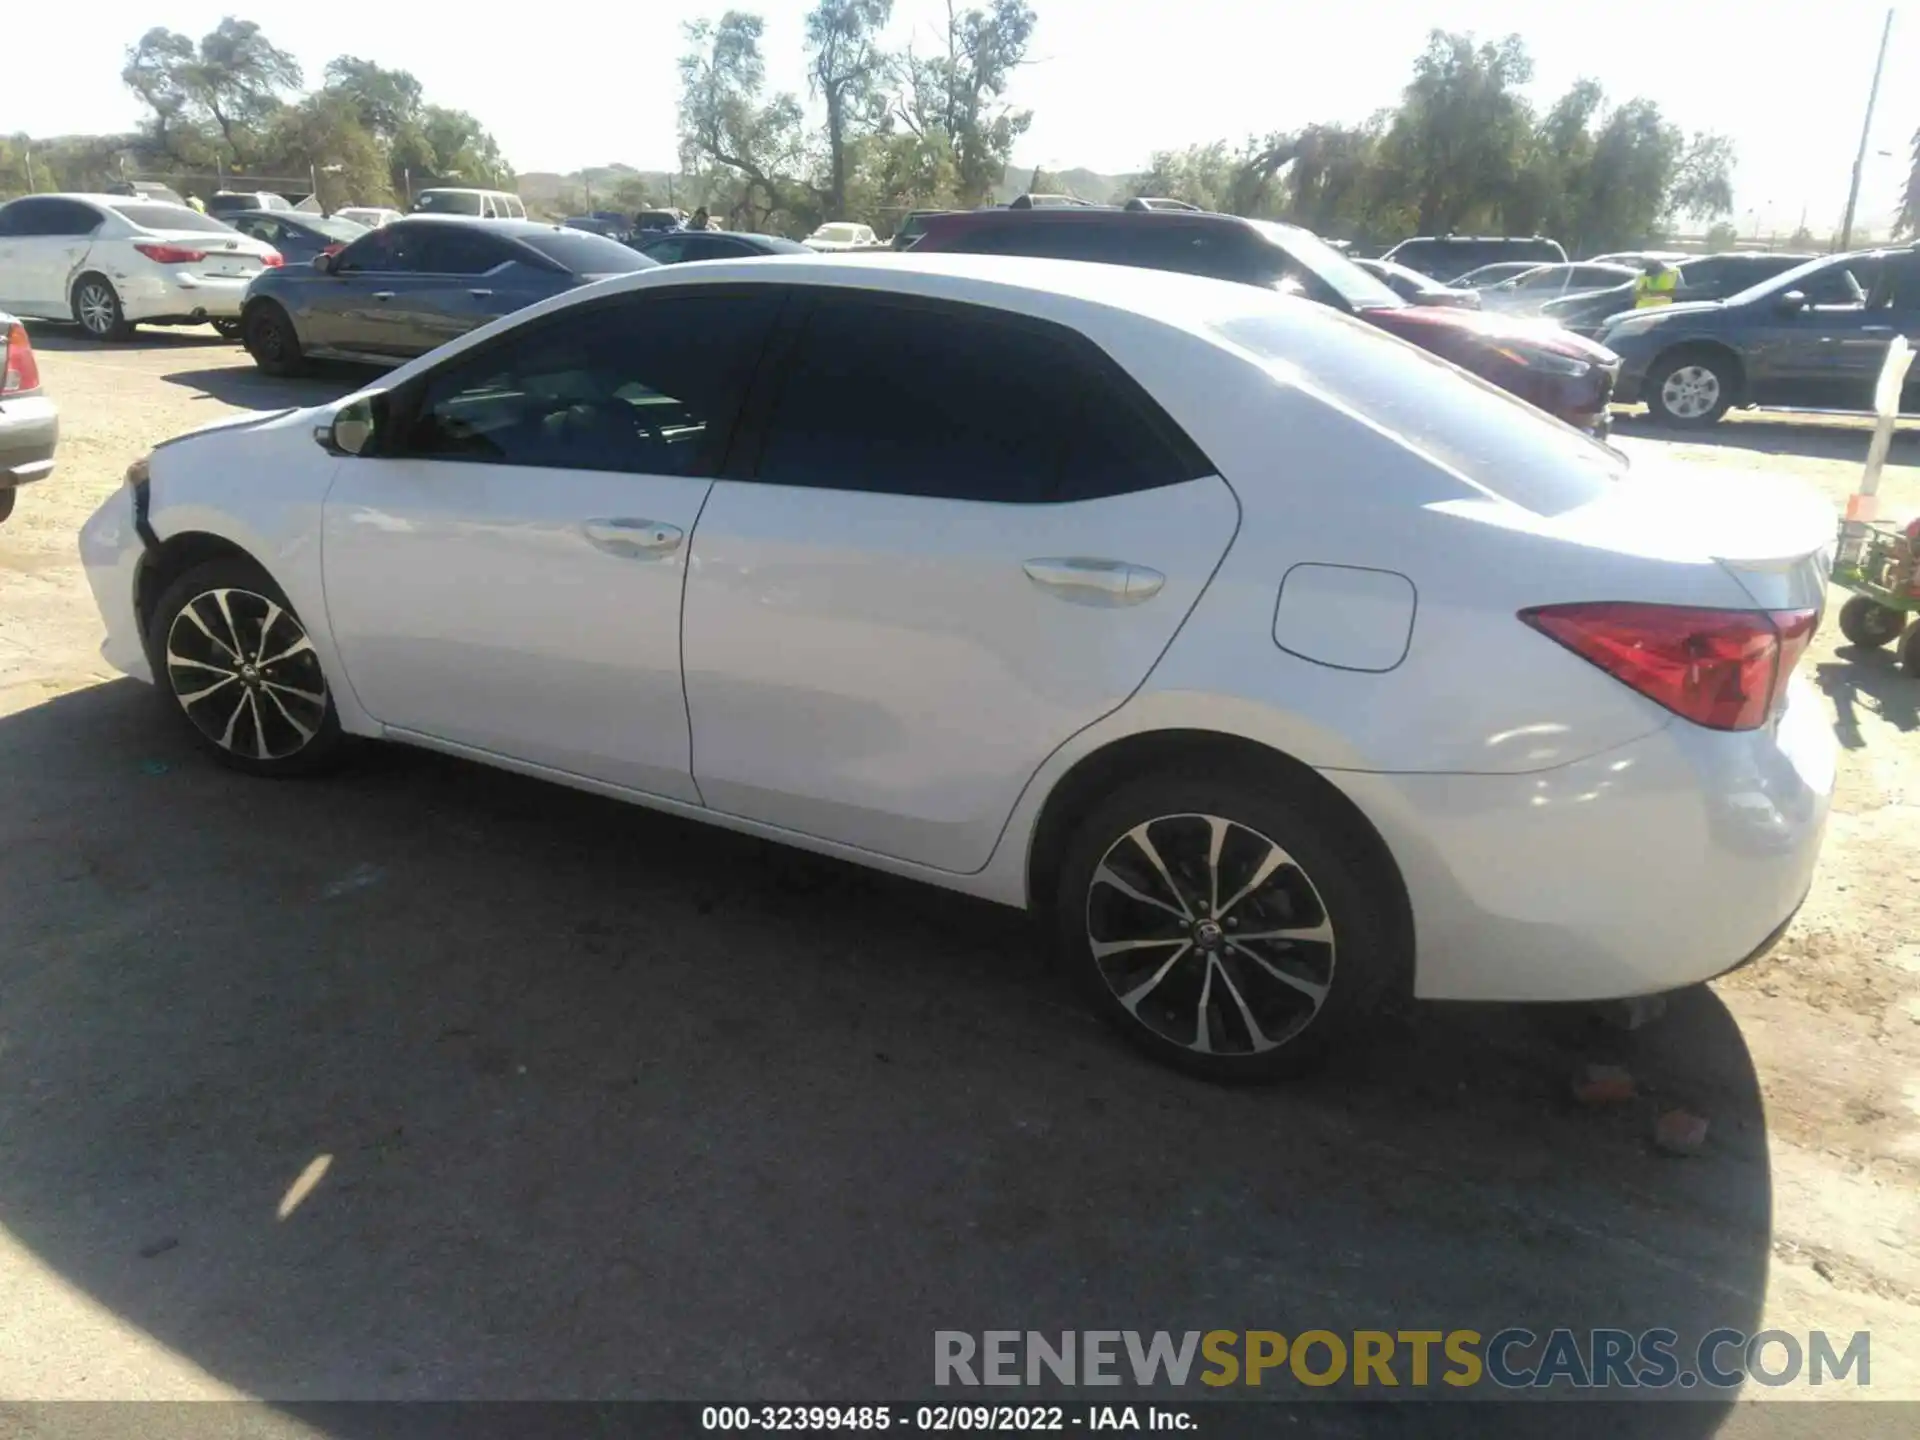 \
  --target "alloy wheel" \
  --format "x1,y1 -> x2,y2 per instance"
164,588 -> 329,761
77,282 -> 118,335
1084,813 -> 1337,1056
1659,364 -> 1721,420
250,312 -> 287,361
